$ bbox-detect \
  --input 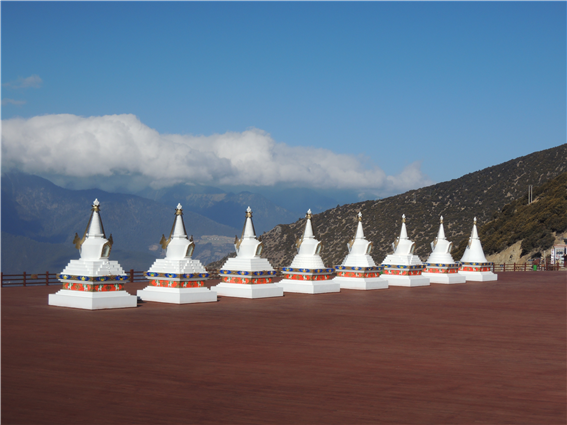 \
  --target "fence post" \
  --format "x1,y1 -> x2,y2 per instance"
130,269 -> 134,283
23,271 -> 27,287
1,272 -> 3,287
46,271 -> 50,286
